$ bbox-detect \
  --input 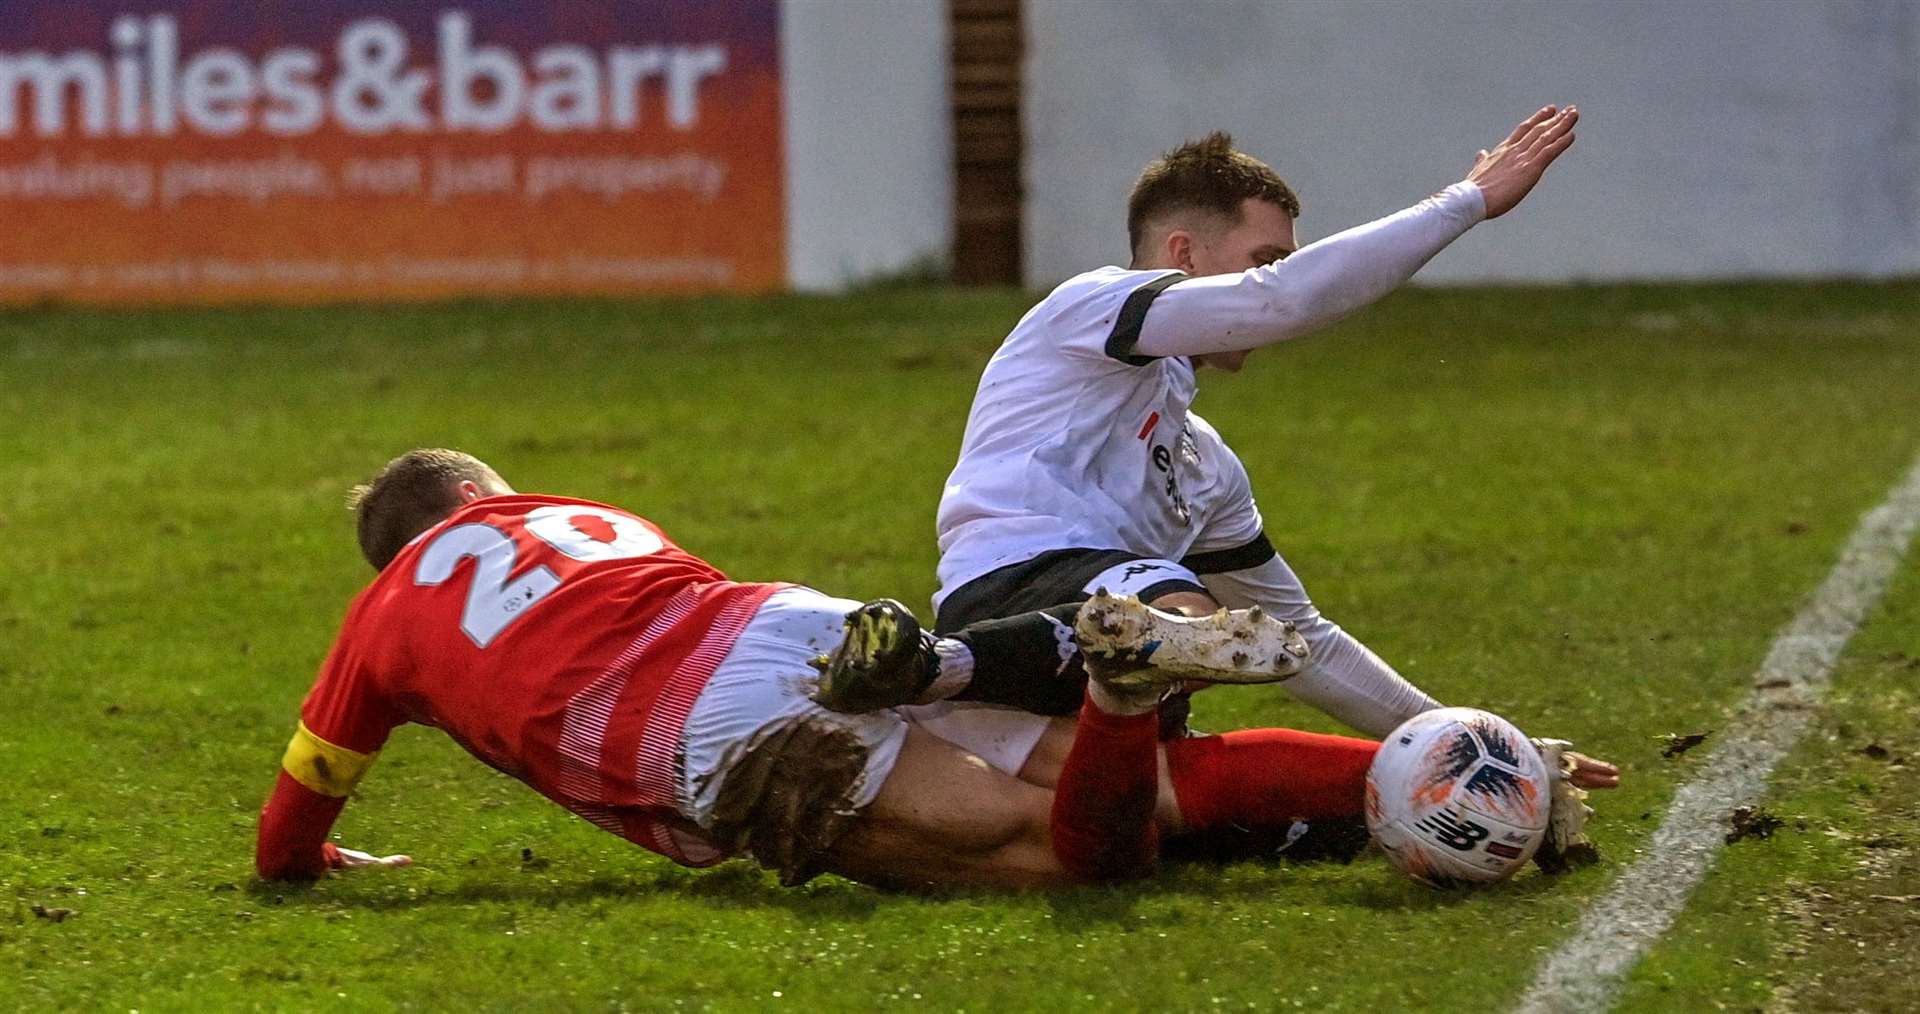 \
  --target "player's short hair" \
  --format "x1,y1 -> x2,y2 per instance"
1127,131 -> 1300,256
347,449 -> 503,570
